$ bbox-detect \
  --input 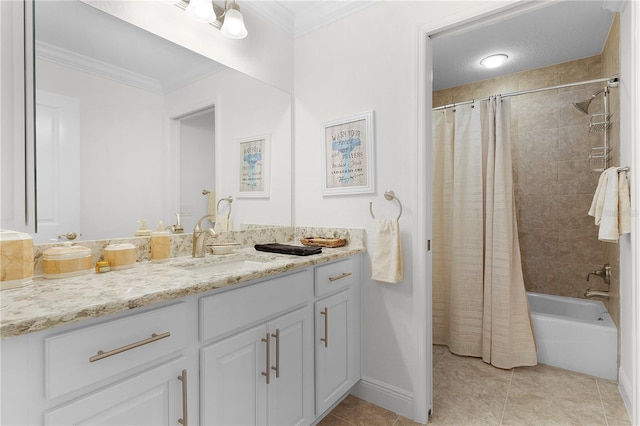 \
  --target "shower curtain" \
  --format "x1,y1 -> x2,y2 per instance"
432,96 -> 537,369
